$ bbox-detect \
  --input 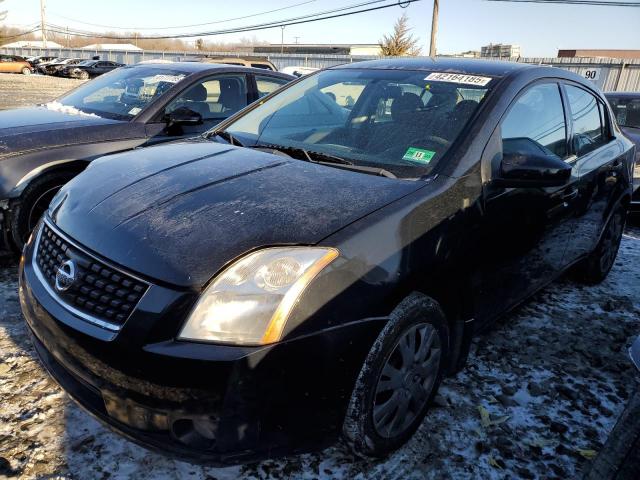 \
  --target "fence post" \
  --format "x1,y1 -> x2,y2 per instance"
614,60 -> 627,92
